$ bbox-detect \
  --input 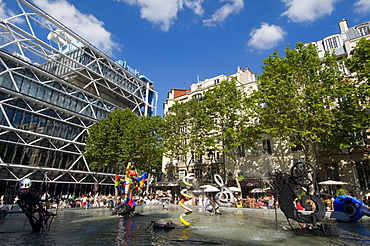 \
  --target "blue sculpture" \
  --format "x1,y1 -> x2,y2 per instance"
331,195 -> 370,222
